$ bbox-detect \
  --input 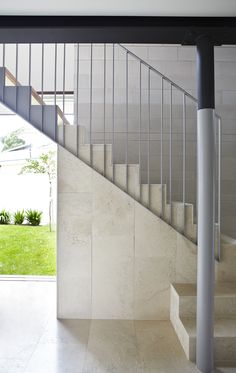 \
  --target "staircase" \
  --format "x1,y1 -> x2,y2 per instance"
170,282 -> 236,366
0,43 -> 235,367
